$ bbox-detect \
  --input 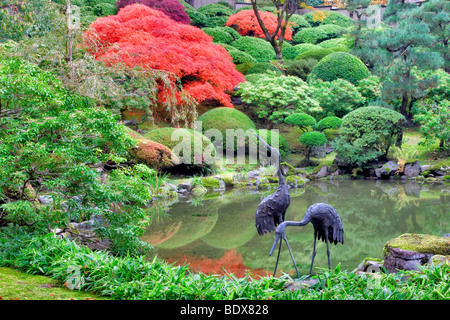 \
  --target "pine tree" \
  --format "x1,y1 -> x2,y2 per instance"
356,0 -> 444,120
407,0 -> 450,73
